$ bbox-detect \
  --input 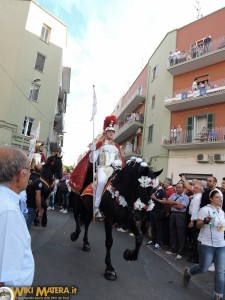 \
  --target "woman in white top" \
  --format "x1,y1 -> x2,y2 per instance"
183,189 -> 225,300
